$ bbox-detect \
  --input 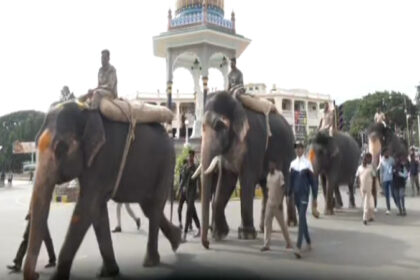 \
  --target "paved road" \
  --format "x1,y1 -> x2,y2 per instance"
1,182 -> 420,279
